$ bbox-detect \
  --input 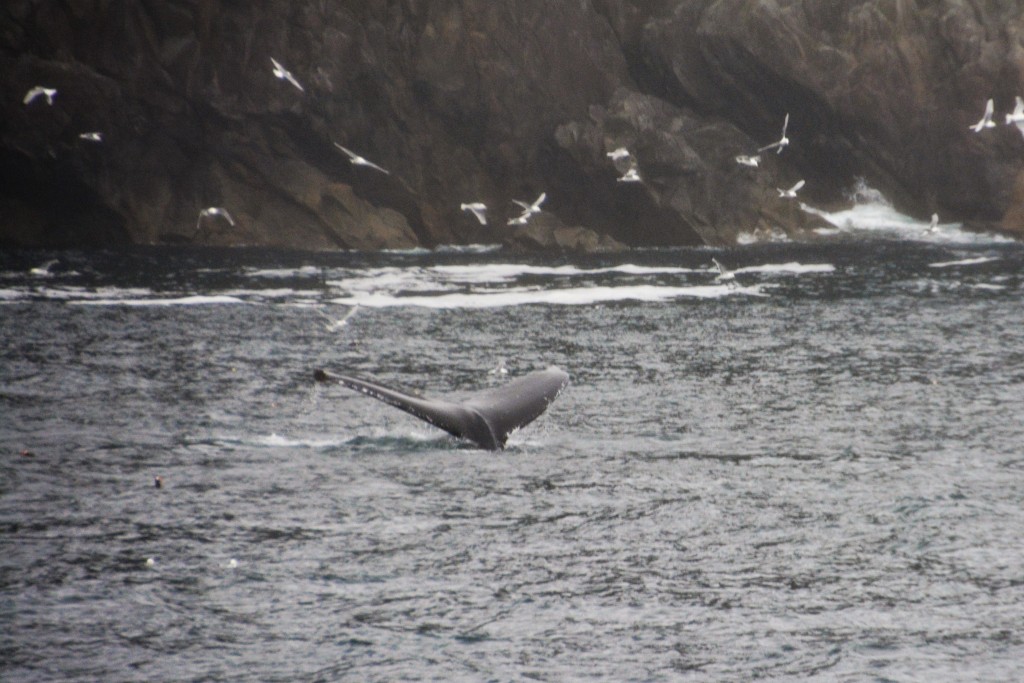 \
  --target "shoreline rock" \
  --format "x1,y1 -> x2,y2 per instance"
2,1 -> 1022,250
